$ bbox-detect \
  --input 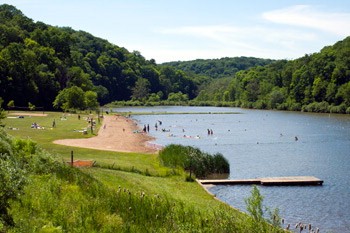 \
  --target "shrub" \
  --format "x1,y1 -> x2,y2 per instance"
0,130 -> 27,226
159,144 -> 230,179
213,153 -> 230,173
346,107 -> 350,114
302,101 -> 329,113
253,100 -> 267,109
245,186 -> 281,232
329,104 -> 347,114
